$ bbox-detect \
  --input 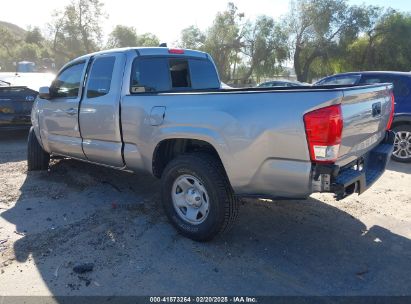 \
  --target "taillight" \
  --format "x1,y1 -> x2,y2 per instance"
303,104 -> 343,163
386,91 -> 395,130
168,49 -> 185,54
